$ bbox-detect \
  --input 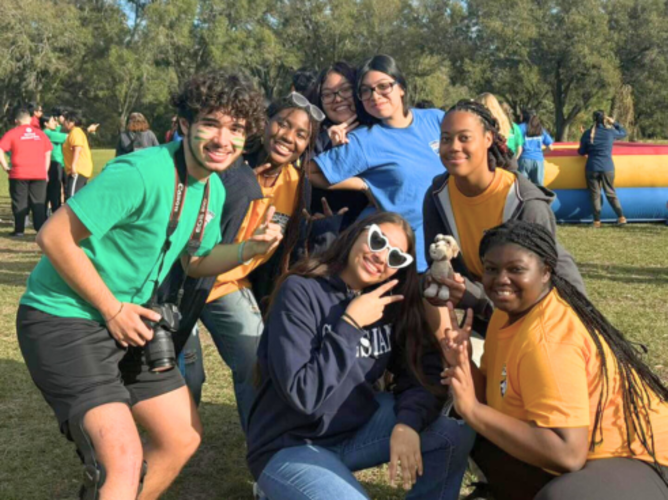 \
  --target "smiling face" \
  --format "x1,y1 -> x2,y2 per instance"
440,110 -> 493,178
482,243 -> 551,320
180,110 -> 247,176
264,107 -> 311,167
359,70 -> 404,121
344,222 -> 409,289
321,71 -> 356,124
